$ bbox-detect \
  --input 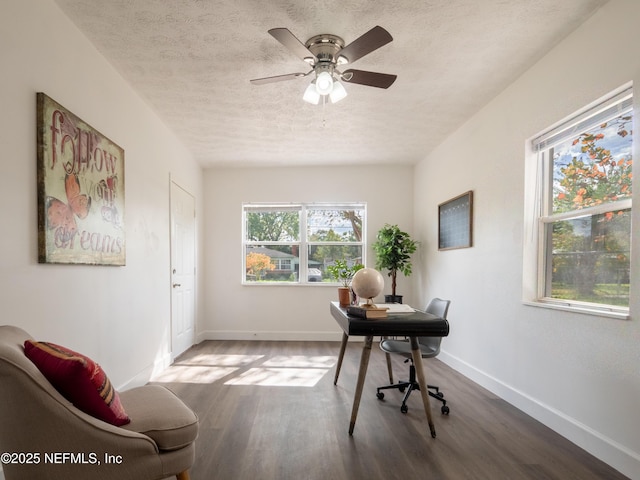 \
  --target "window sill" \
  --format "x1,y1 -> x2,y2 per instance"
522,299 -> 630,320
242,282 -> 338,287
